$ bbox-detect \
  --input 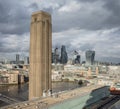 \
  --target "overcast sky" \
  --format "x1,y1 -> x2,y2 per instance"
0,0 -> 120,63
